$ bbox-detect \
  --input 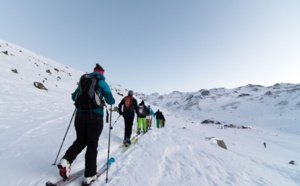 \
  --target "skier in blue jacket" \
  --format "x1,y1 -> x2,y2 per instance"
58,64 -> 115,185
